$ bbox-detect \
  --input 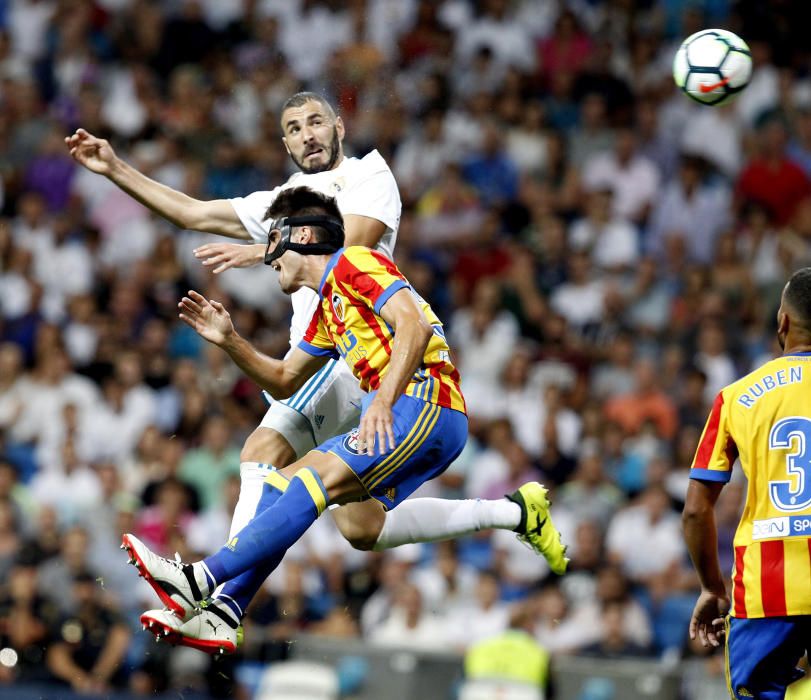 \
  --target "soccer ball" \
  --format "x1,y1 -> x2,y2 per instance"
672,29 -> 752,106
